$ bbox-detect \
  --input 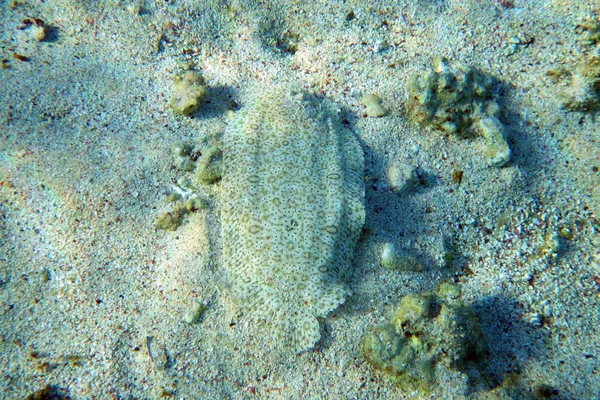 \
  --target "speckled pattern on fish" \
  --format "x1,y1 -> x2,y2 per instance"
221,86 -> 365,354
